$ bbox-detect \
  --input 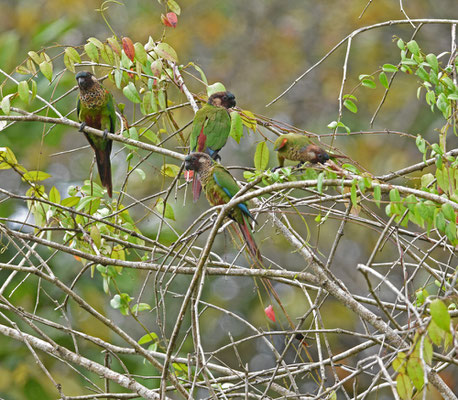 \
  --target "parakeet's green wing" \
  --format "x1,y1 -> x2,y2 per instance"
204,108 -> 231,150
212,165 -> 241,198
105,92 -> 116,133
212,165 -> 254,221
76,96 -> 81,120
